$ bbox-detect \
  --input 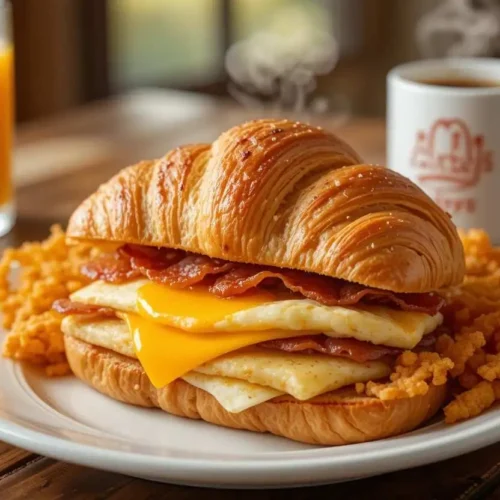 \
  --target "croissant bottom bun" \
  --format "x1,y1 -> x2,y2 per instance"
64,335 -> 447,445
